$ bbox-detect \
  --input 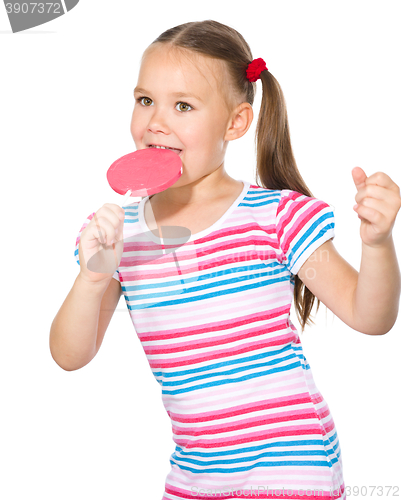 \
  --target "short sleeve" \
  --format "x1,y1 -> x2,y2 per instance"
74,212 -> 120,282
275,189 -> 335,276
